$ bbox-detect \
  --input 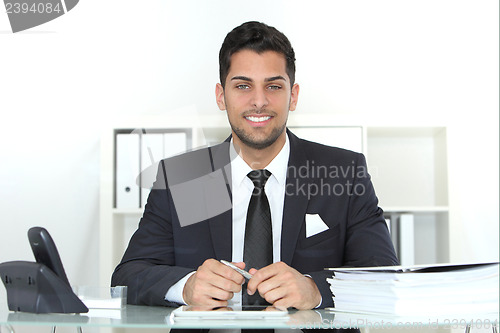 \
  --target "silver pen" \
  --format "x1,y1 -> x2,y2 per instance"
220,260 -> 253,280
